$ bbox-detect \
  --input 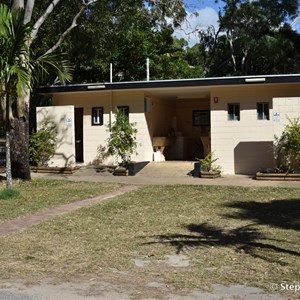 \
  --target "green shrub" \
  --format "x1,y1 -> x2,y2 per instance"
275,118 -> 300,171
29,118 -> 57,167
0,188 -> 20,199
106,109 -> 138,166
